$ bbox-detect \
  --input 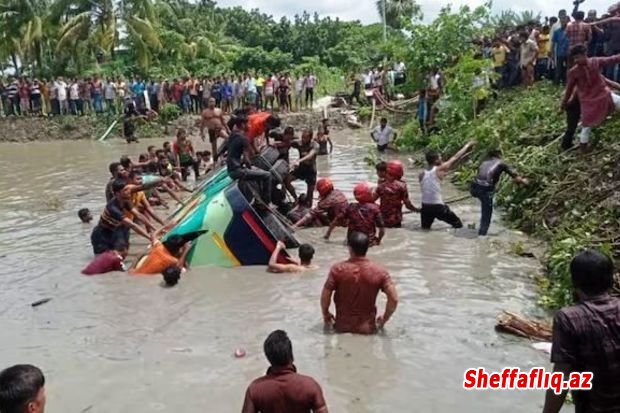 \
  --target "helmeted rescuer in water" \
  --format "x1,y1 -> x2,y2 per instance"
324,182 -> 385,246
